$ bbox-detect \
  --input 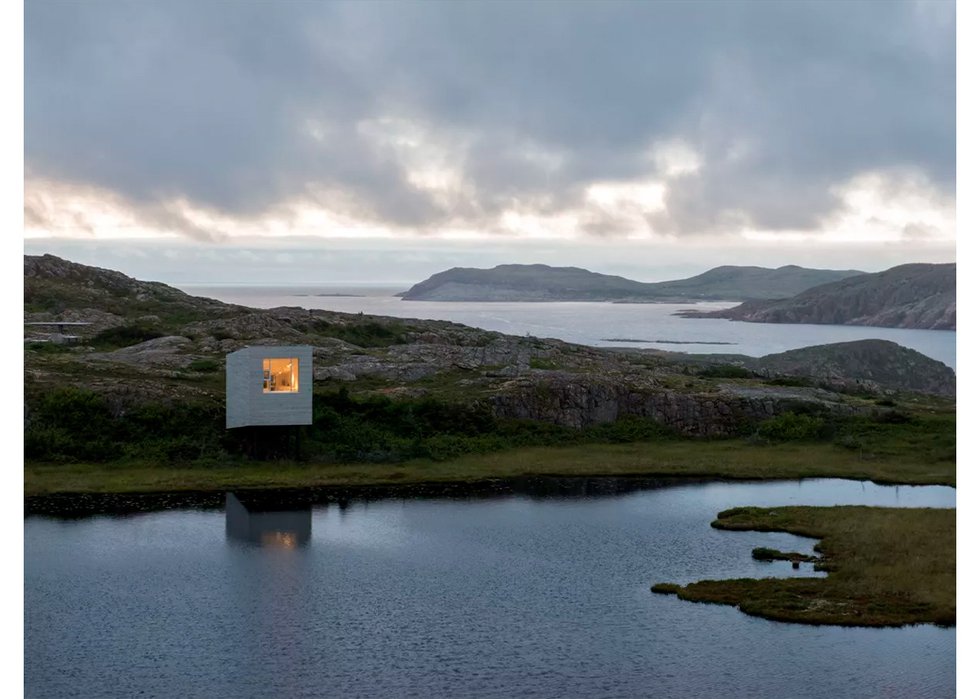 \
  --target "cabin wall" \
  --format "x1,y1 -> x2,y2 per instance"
225,350 -> 253,428
225,345 -> 313,428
